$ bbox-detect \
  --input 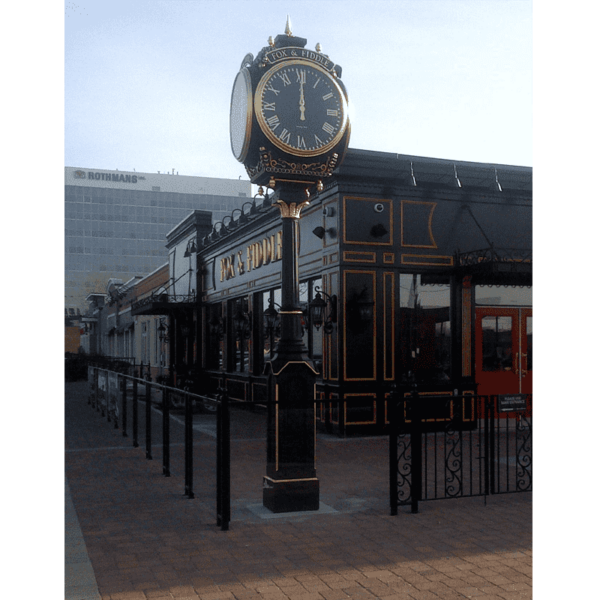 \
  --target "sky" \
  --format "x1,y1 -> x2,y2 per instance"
64,0 -> 533,180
